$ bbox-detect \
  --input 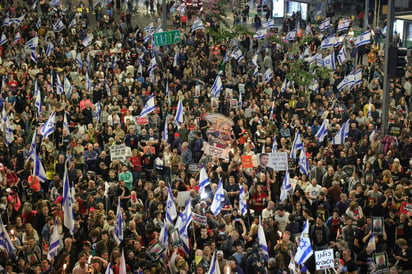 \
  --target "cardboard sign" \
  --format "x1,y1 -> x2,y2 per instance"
110,144 -> 132,161
136,117 -> 149,124
202,141 -> 230,160
192,213 -> 207,226
188,163 -> 201,174
241,155 -> 255,168
315,249 -> 334,270
259,152 -> 289,171
387,123 -> 402,137
400,202 -> 412,216
177,191 -> 190,207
